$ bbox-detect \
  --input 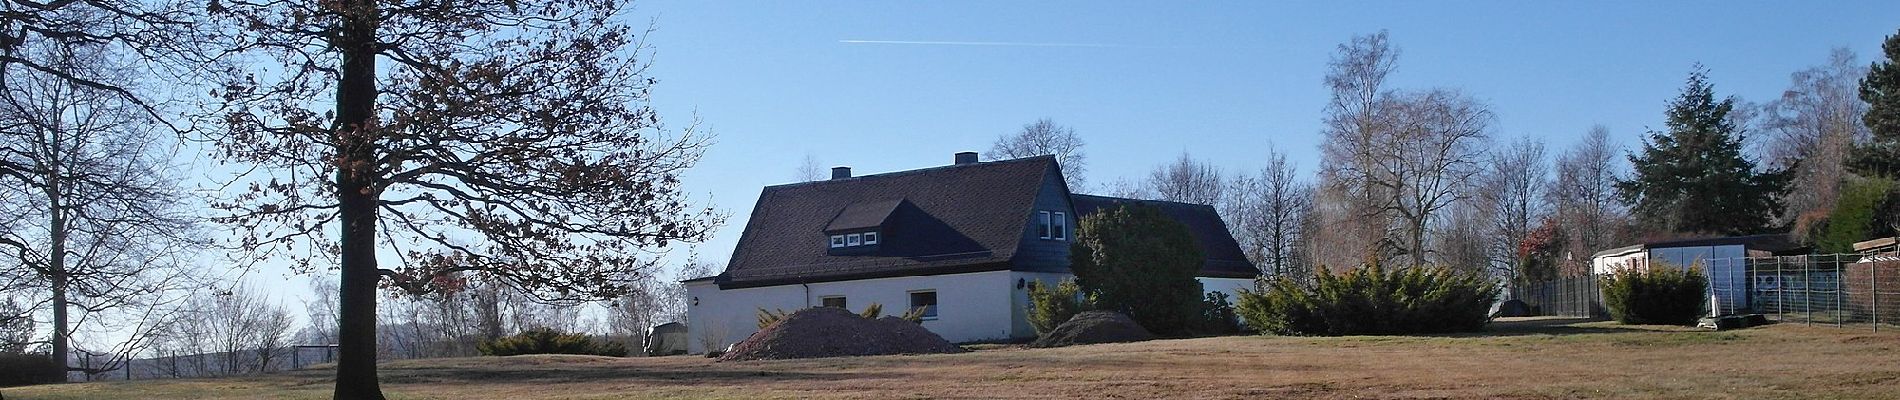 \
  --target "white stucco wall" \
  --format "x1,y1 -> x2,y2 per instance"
688,271 -> 1261,354
686,270 -> 1021,354
1198,277 -> 1255,300
1593,251 -> 1648,275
